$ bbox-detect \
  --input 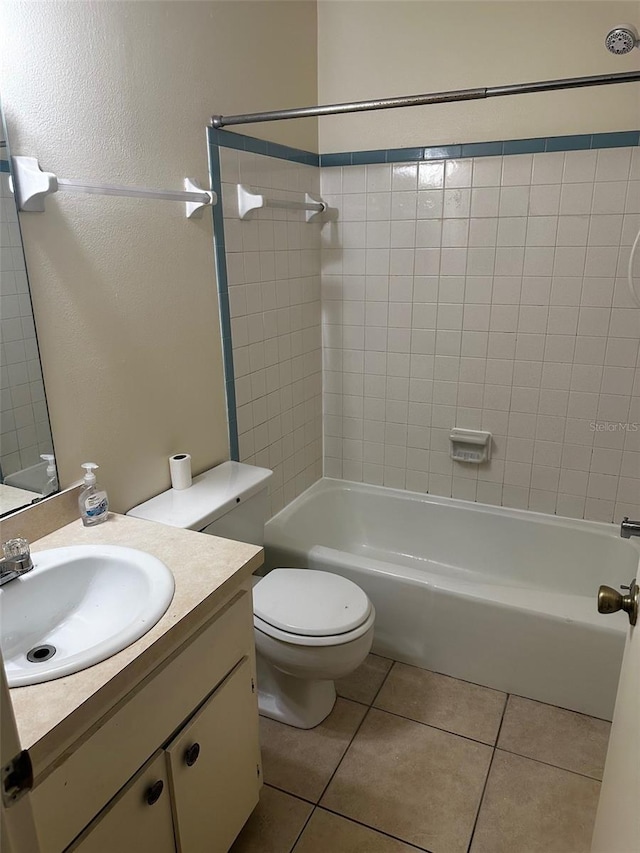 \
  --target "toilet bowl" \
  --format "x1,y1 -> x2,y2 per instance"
253,568 -> 375,728
127,462 -> 375,730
